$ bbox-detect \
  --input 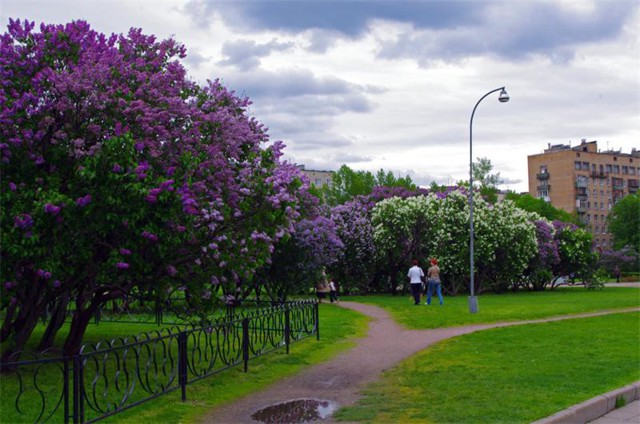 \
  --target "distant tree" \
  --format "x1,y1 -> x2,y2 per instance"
471,157 -> 502,203
552,222 -> 597,285
607,193 -> 640,251
505,192 -> 579,224
322,165 -> 416,205
472,157 -> 502,188
597,247 -> 638,276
